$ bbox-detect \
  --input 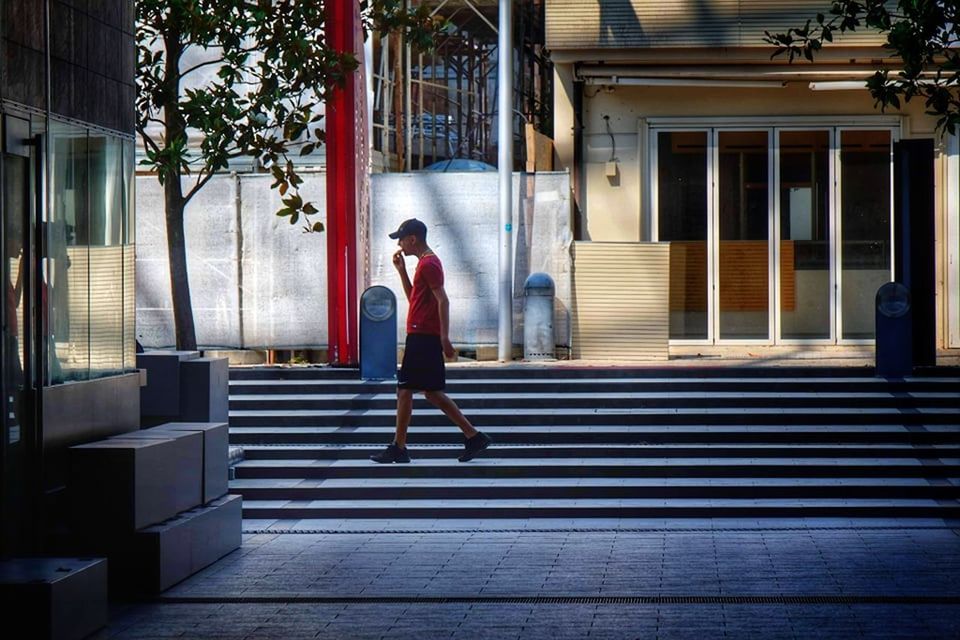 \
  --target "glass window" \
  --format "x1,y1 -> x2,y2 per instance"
840,130 -> 892,340
88,135 -> 125,378
779,130 -> 831,340
658,131 -> 708,339
48,123 -> 89,382
47,124 -> 134,384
